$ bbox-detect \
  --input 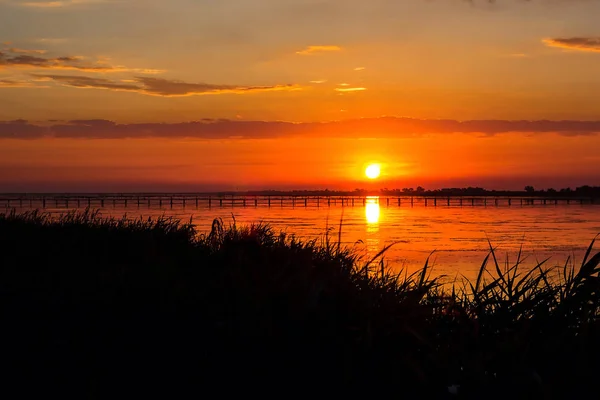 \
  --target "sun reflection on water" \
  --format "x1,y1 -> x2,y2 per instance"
365,196 -> 380,224
364,196 -> 382,256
